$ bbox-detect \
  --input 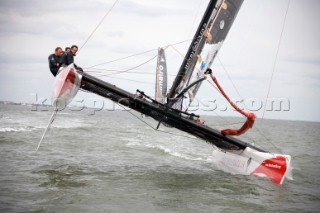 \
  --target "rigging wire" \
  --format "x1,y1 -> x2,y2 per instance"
85,69 -> 177,77
78,0 -> 120,53
235,0 -> 291,154
261,0 -> 291,120
92,54 -> 158,77
82,42 -> 199,87
217,56 -> 244,103
86,39 -> 191,69
184,0 -> 204,51
82,39 -> 193,82
86,49 -> 157,69
169,44 -> 185,58
92,75 -> 154,85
